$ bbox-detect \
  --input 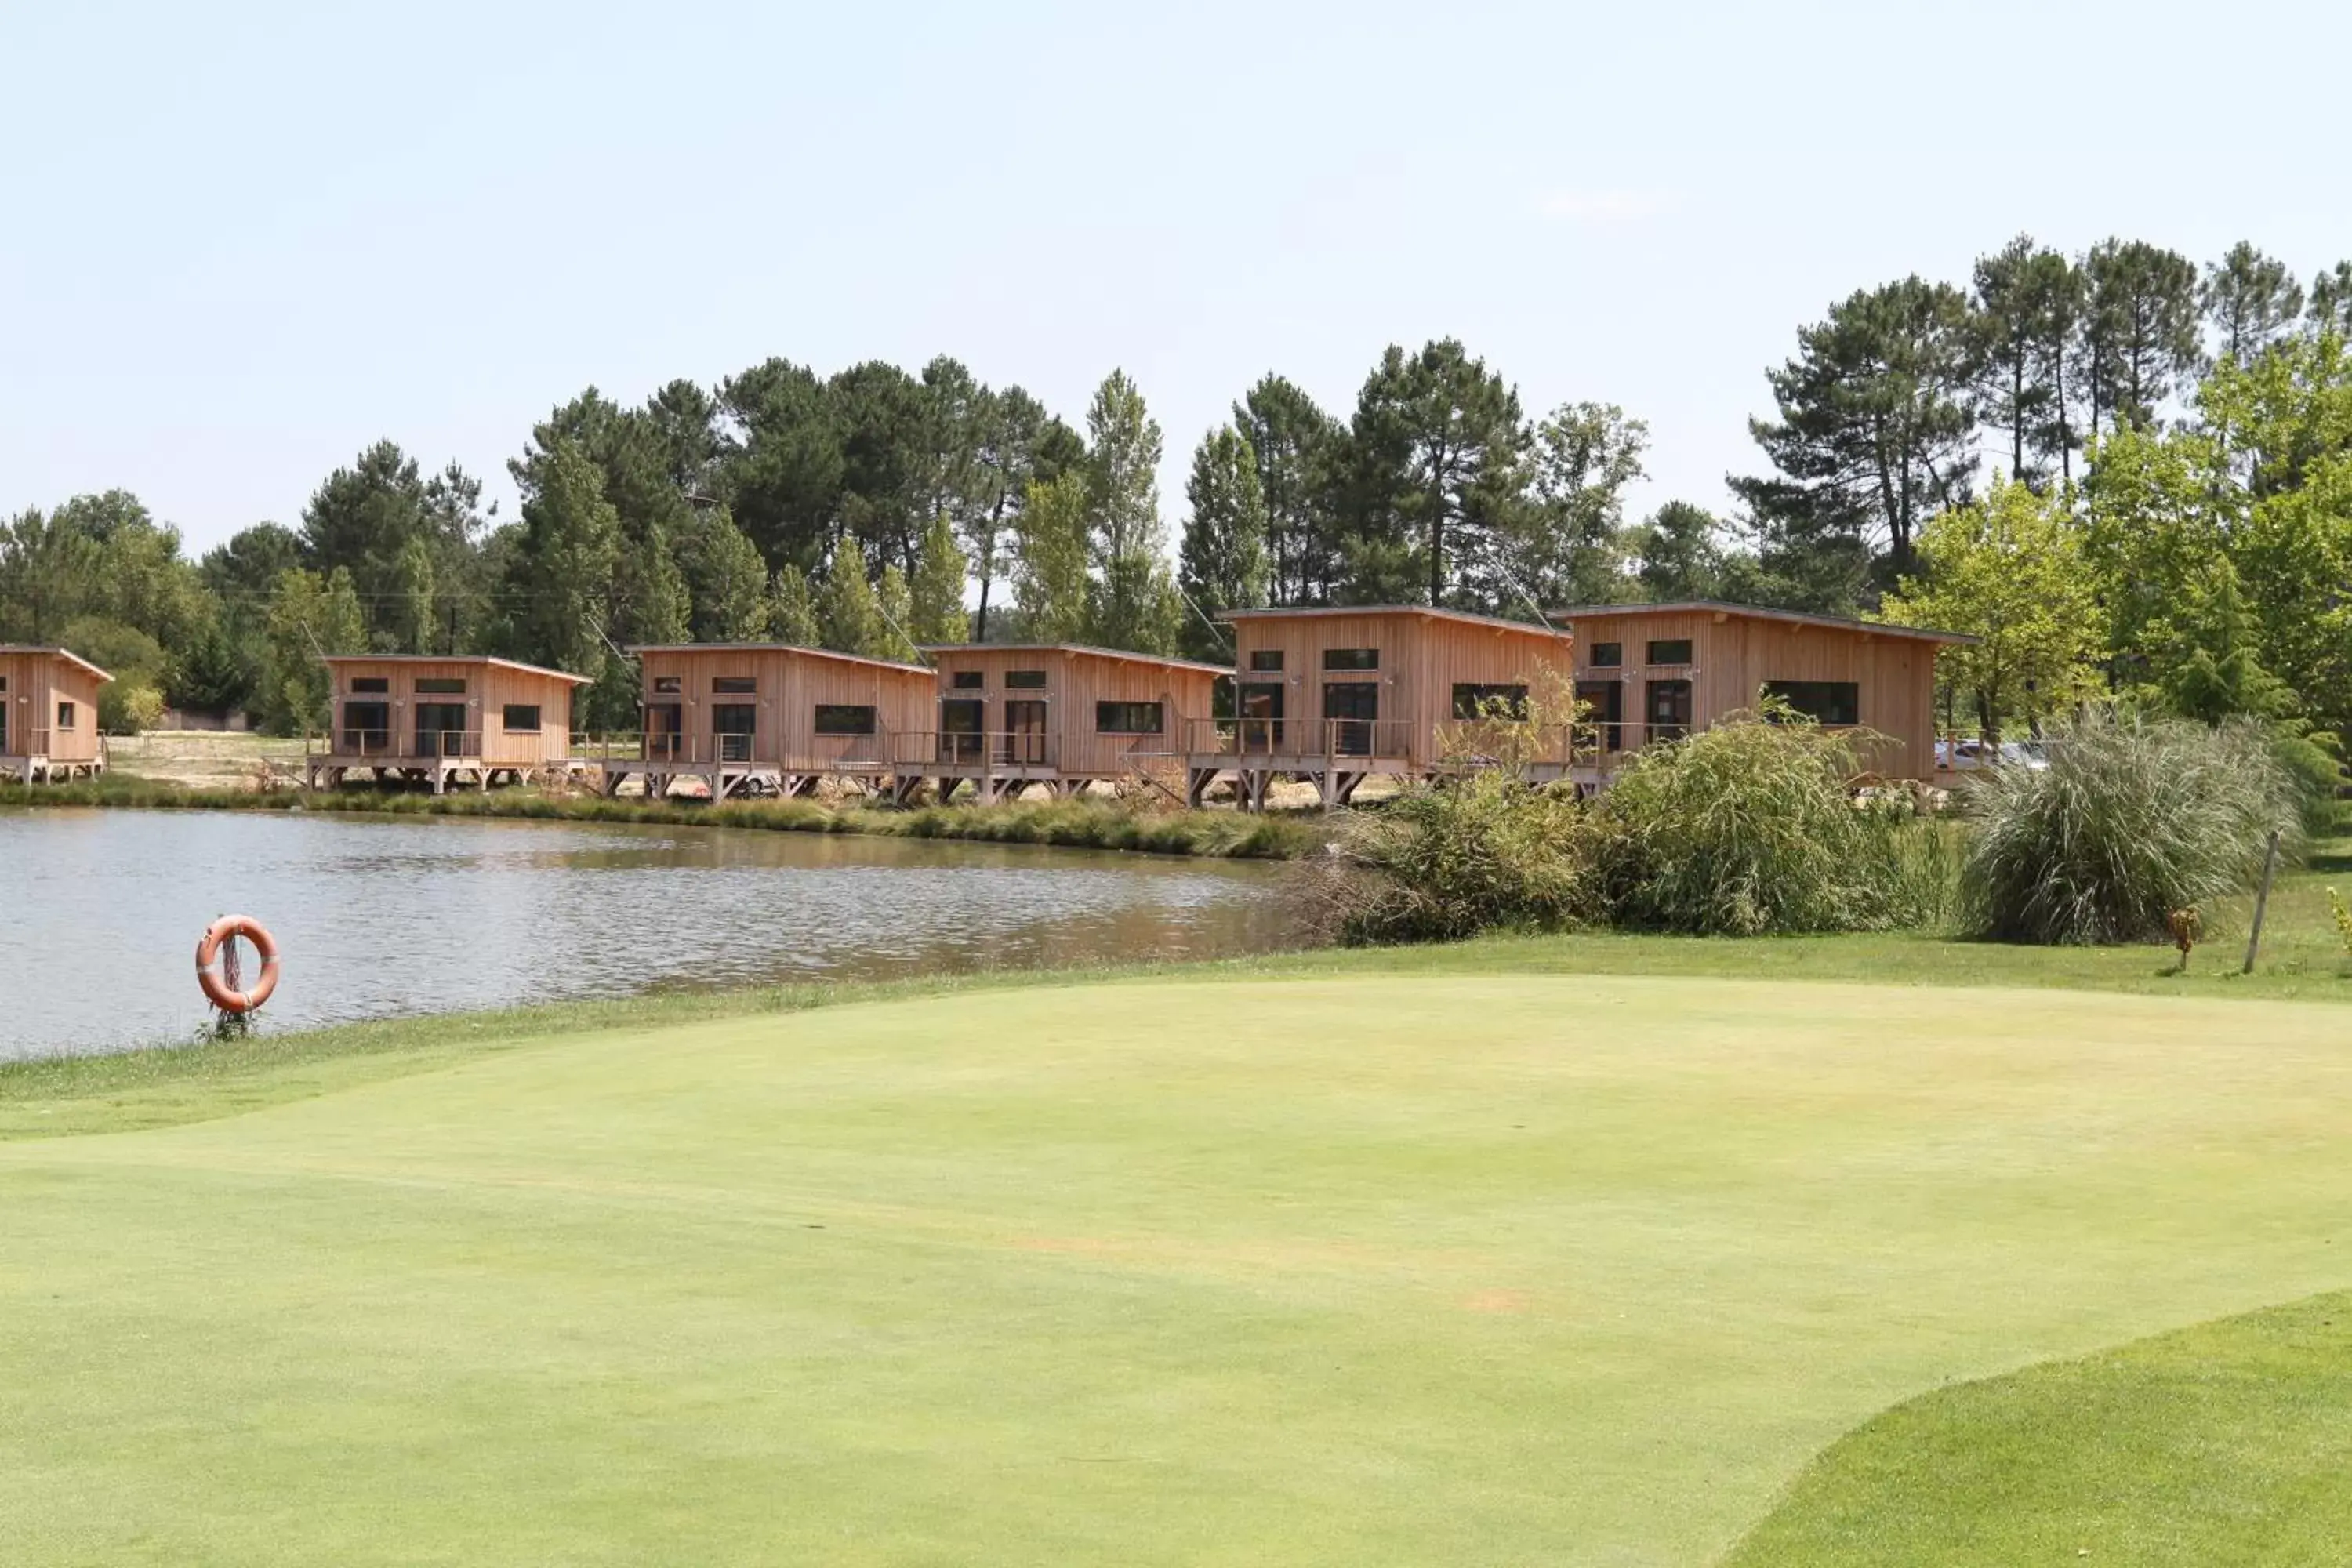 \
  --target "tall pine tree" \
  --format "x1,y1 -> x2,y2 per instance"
1176,425 -> 1269,659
